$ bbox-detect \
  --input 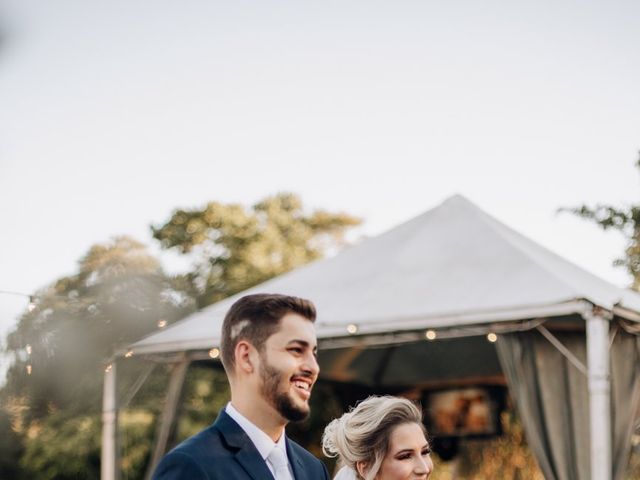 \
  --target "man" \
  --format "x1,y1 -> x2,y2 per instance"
153,293 -> 330,480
